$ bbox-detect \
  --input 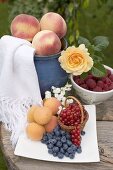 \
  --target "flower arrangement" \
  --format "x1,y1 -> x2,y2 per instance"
59,36 -> 109,78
